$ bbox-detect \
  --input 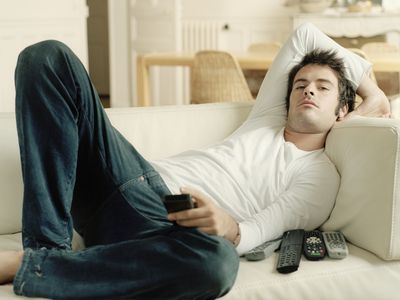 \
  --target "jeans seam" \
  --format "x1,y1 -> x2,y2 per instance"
13,248 -> 33,296
78,99 -> 120,192
81,171 -> 160,232
118,170 -> 159,192
119,174 -> 171,228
